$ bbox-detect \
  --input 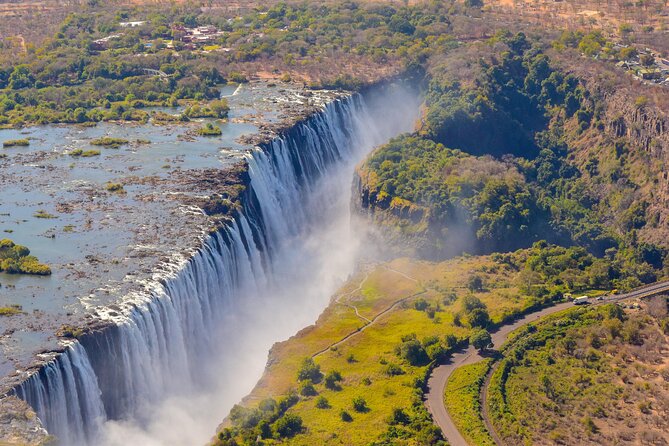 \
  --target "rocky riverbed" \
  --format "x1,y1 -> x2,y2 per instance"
0,81 -> 344,409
